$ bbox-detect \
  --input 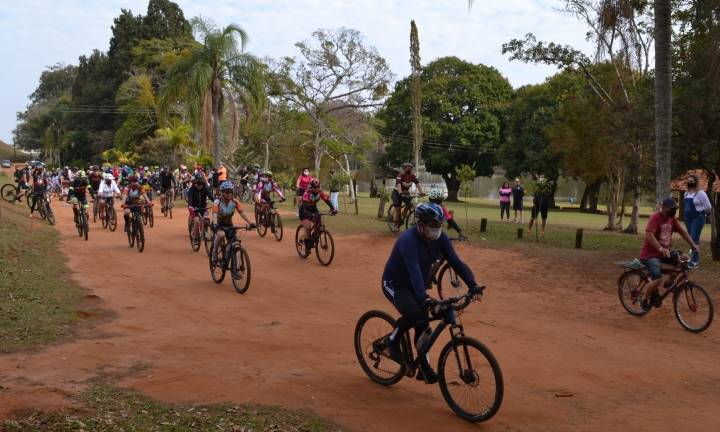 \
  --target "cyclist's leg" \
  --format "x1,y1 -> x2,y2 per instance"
212,229 -> 226,262
391,190 -> 401,223
29,191 -> 39,215
123,207 -> 131,231
540,205 -> 549,235
640,258 -> 663,305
